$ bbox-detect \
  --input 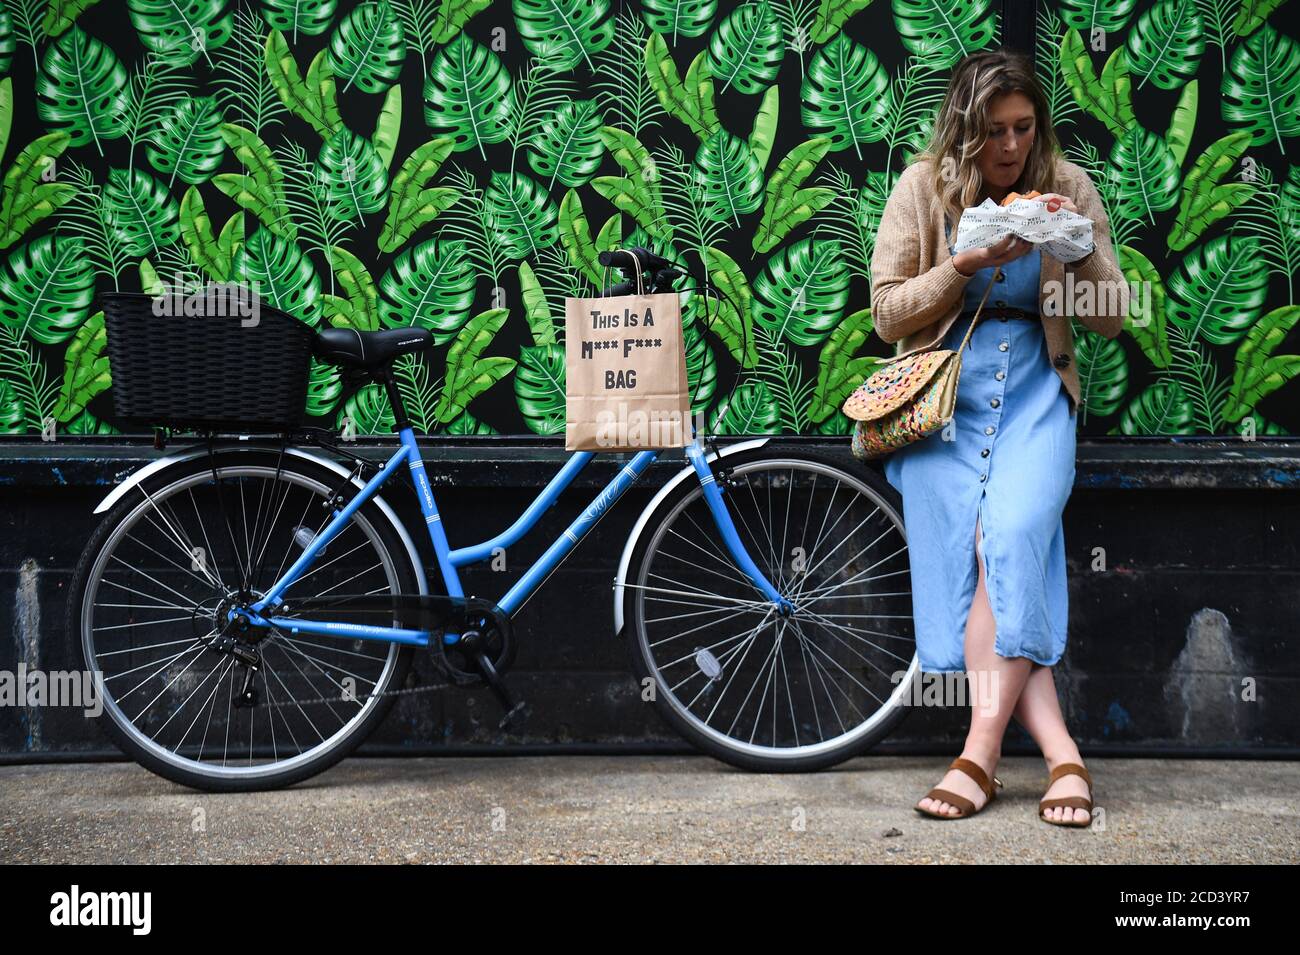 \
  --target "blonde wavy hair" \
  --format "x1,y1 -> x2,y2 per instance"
913,48 -> 1063,239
